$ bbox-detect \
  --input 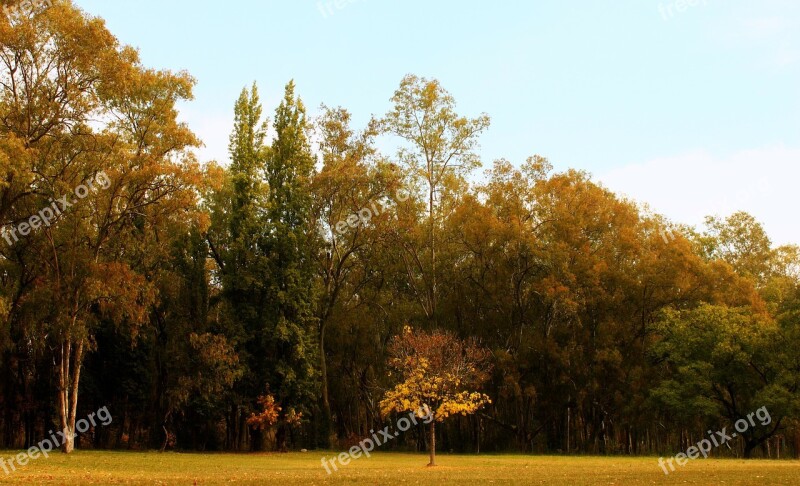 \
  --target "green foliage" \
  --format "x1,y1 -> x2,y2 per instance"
1,5 -> 799,456
650,304 -> 798,455
262,81 -> 319,411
